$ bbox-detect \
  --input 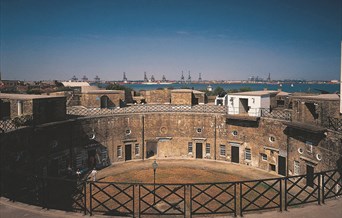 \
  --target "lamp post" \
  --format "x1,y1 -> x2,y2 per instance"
152,160 -> 158,205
